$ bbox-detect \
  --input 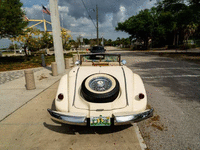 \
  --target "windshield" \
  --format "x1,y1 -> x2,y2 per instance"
92,46 -> 104,50
82,54 -> 119,62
